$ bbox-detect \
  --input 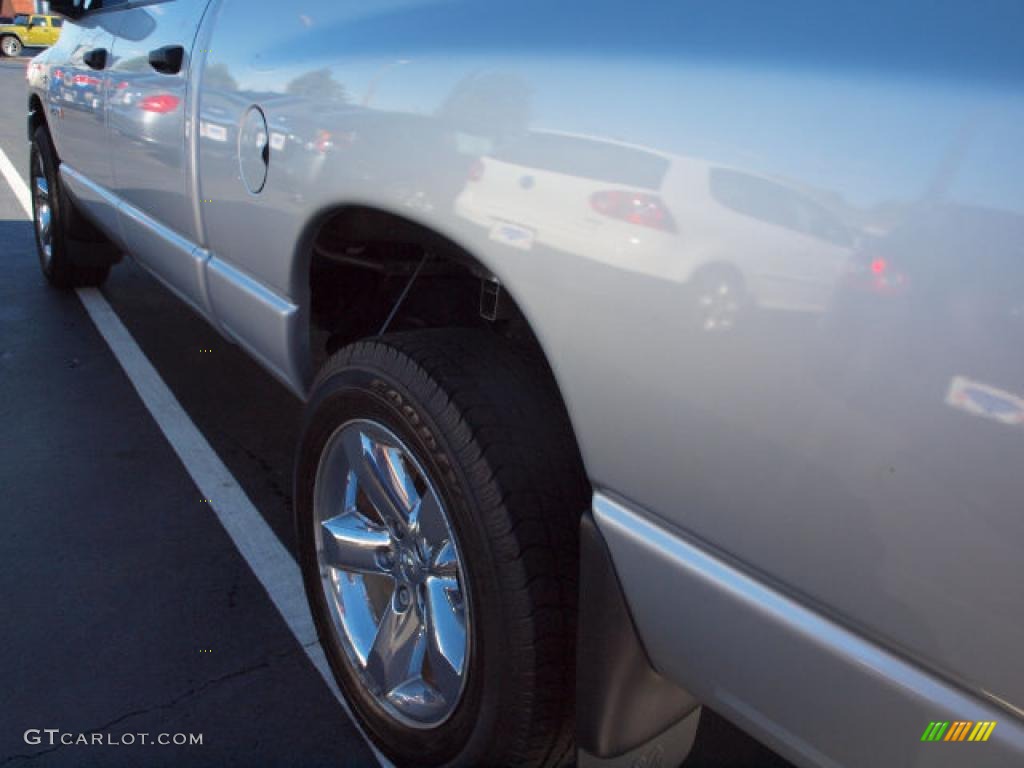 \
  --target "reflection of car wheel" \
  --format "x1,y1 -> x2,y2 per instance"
691,267 -> 745,332
0,36 -> 22,58
31,126 -> 111,288
296,330 -> 587,767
